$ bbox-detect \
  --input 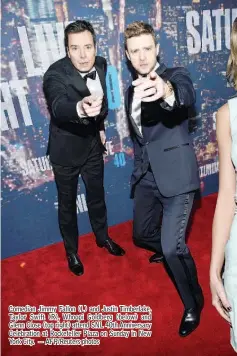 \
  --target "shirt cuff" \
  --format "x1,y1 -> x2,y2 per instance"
164,92 -> 175,106
76,101 -> 87,118
76,101 -> 91,125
